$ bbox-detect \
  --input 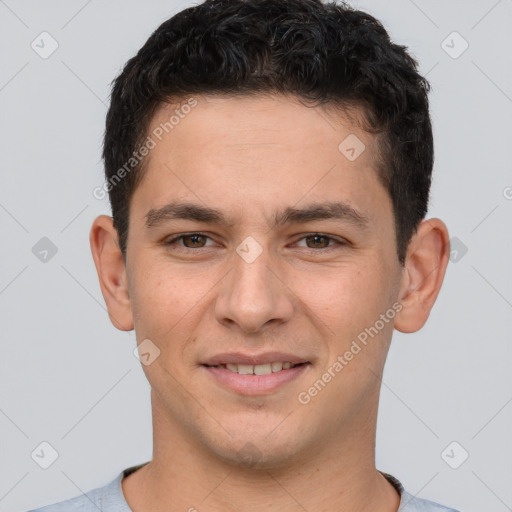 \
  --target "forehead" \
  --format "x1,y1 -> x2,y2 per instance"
147,93 -> 376,155
131,93 -> 389,227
